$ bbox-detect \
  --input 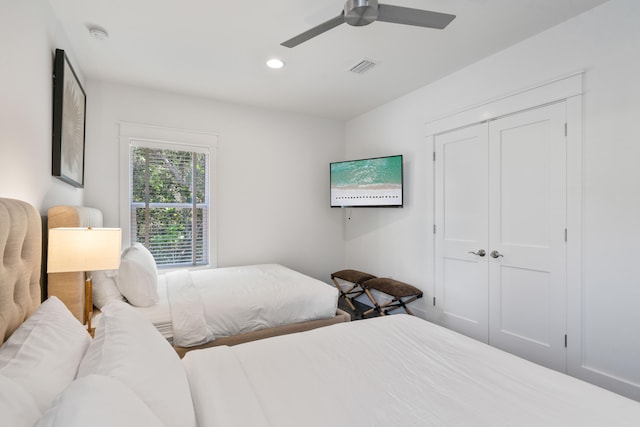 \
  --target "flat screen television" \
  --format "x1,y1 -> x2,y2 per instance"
330,154 -> 403,208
